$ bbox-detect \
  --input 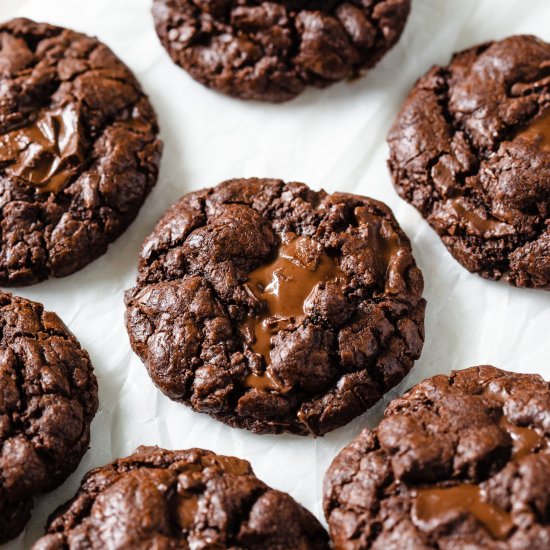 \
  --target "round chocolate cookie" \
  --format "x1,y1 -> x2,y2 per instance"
324,365 -> 550,549
0,18 -> 162,286
0,291 -> 98,544
124,178 -> 425,435
152,0 -> 411,102
388,35 -> 550,290
33,445 -> 330,549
